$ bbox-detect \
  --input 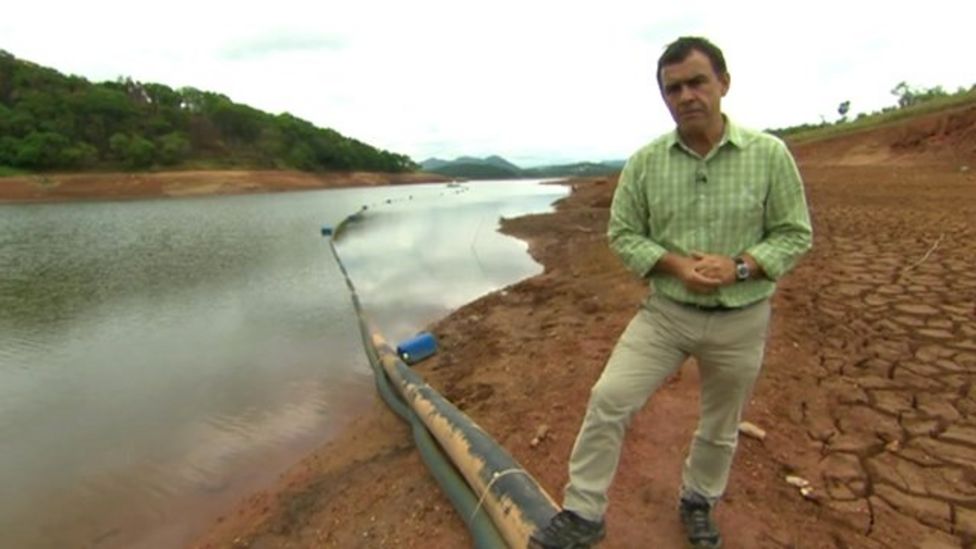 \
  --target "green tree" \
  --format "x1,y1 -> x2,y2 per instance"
109,132 -> 130,160
14,131 -> 69,168
156,132 -> 190,165
59,141 -> 98,167
123,135 -> 155,168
